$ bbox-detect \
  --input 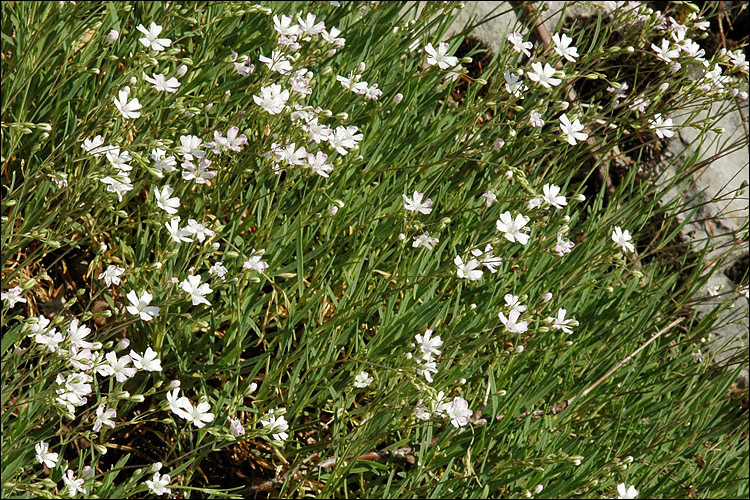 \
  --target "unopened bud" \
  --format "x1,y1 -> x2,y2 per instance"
393,92 -> 403,104
106,30 -> 119,43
